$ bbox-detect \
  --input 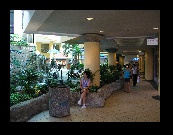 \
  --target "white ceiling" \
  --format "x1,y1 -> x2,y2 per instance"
35,34 -> 60,43
35,34 -> 75,43
24,10 -> 160,61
